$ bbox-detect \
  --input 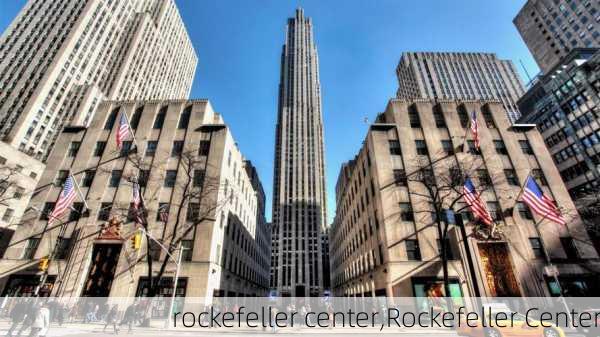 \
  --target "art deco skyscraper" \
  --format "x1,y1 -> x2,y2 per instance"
271,8 -> 328,297
0,0 -> 197,160
396,52 -> 525,122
